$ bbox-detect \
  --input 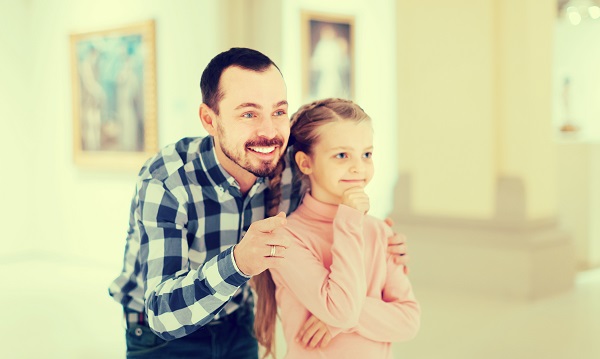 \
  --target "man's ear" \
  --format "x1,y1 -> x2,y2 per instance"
199,103 -> 217,136
295,151 -> 313,175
